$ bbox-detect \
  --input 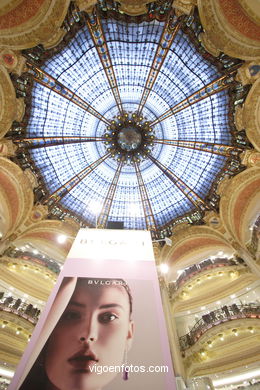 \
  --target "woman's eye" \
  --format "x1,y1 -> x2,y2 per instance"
61,310 -> 81,321
99,312 -> 118,324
